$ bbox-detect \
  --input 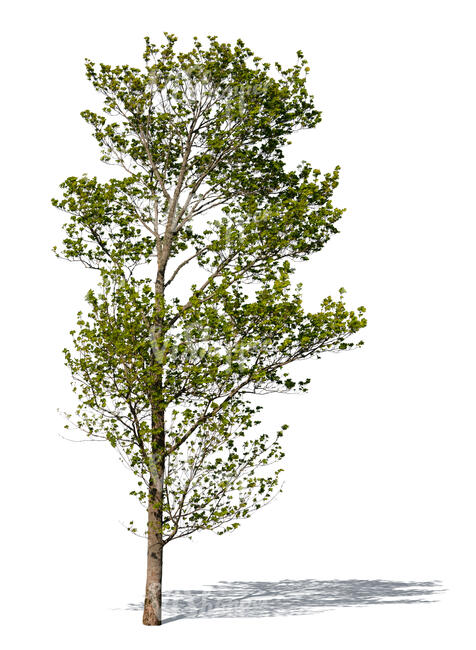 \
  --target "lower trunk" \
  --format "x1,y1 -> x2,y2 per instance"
144,309 -> 165,625
142,497 -> 164,625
